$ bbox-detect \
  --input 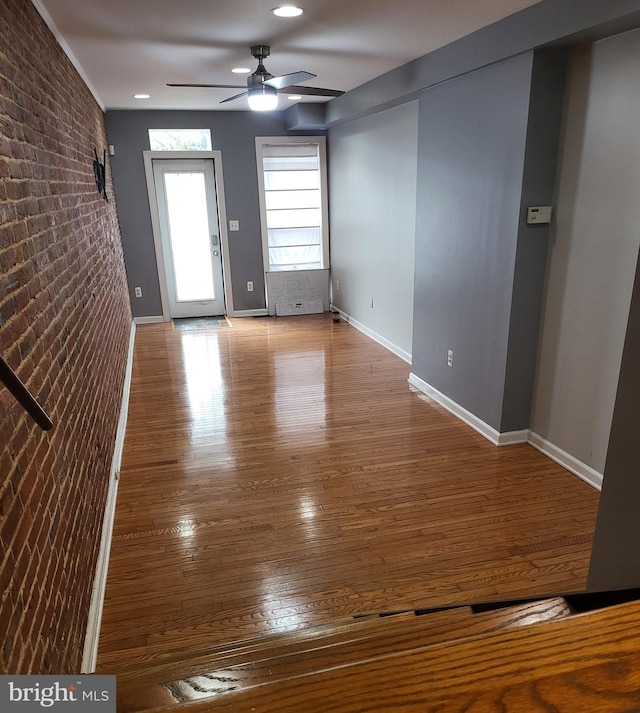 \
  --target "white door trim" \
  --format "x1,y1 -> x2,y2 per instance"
143,151 -> 235,320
